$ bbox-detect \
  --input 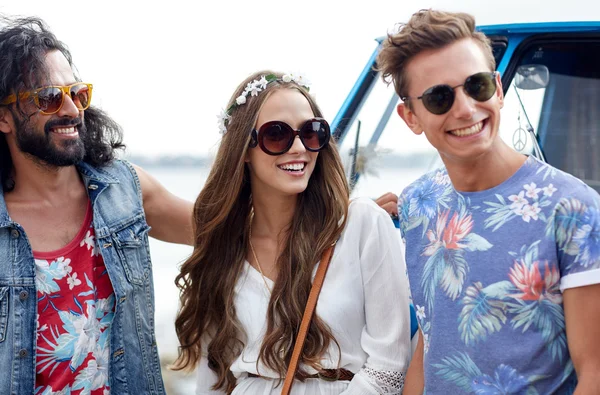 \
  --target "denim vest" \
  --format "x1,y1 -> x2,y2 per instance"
0,160 -> 165,395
